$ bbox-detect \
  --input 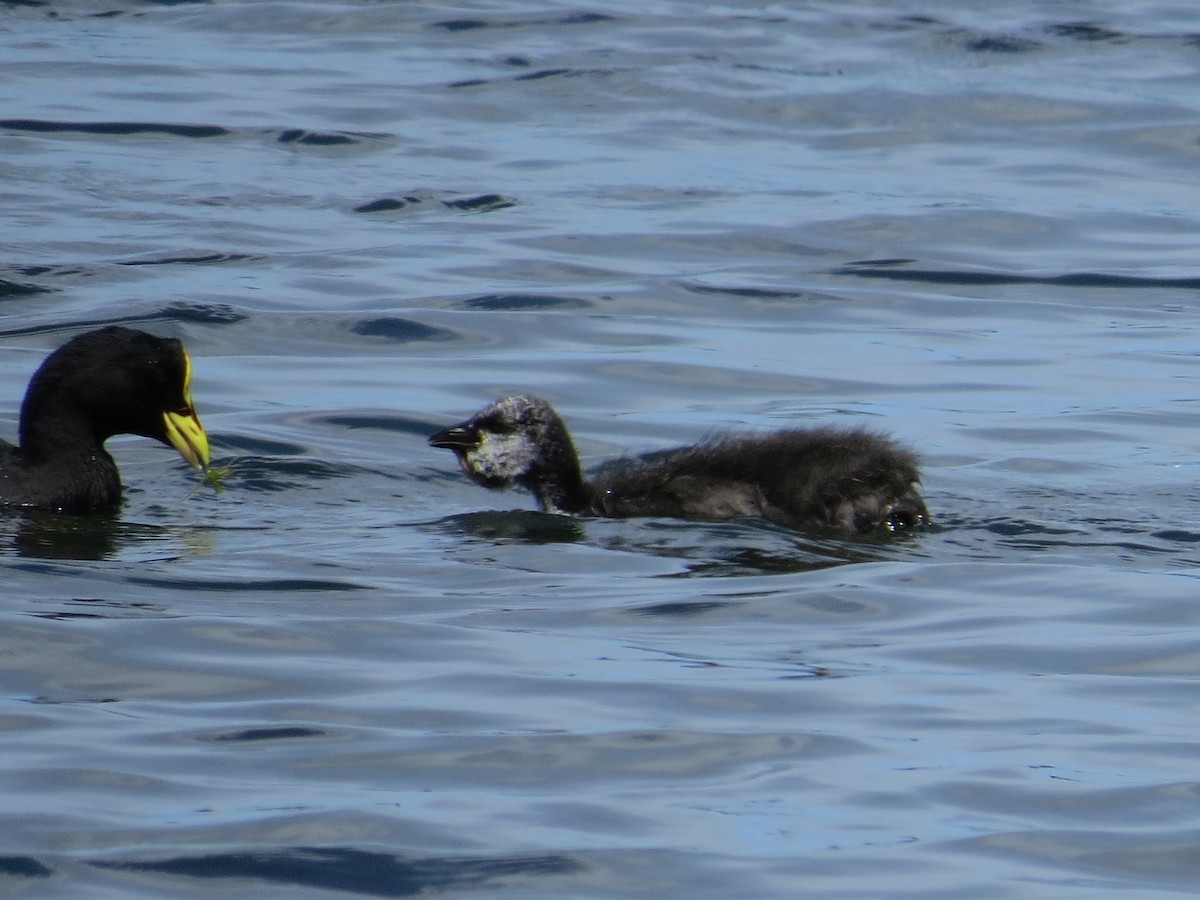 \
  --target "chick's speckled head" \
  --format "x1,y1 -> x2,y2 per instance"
429,395 -> 573,490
